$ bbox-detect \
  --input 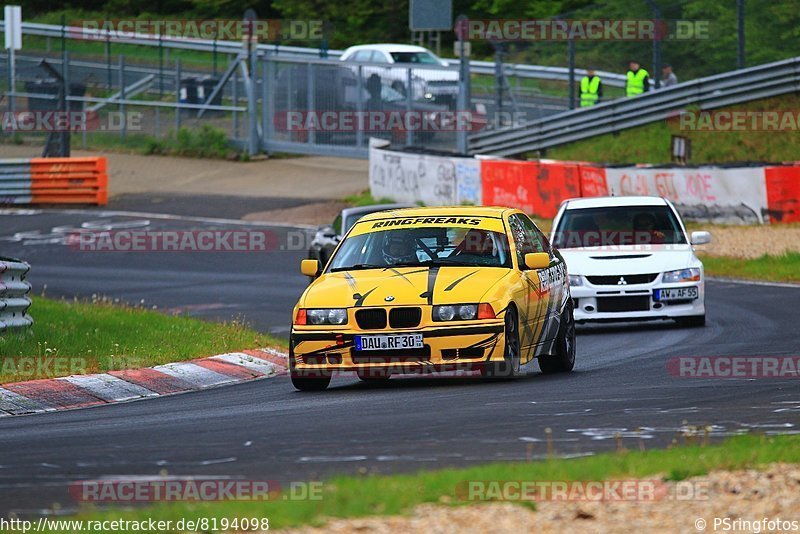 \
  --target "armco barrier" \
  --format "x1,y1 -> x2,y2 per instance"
0,157 -> 107,205
0,257 -> 33,332
369,147 -> 799,224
